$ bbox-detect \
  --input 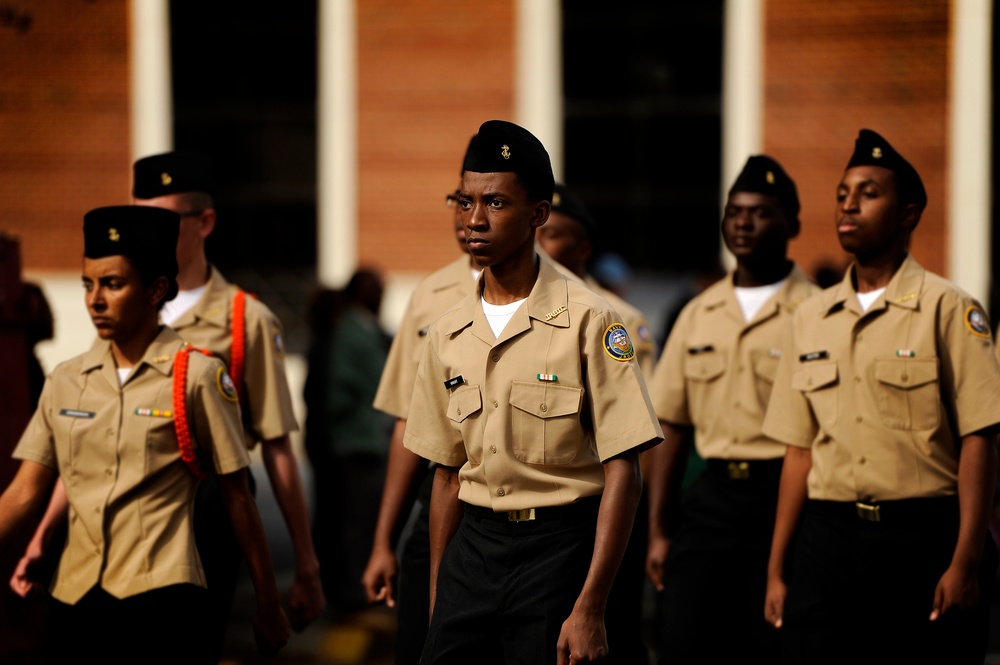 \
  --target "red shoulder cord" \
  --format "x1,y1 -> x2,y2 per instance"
230,290 -> 248,406
173,345 -> 215,479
